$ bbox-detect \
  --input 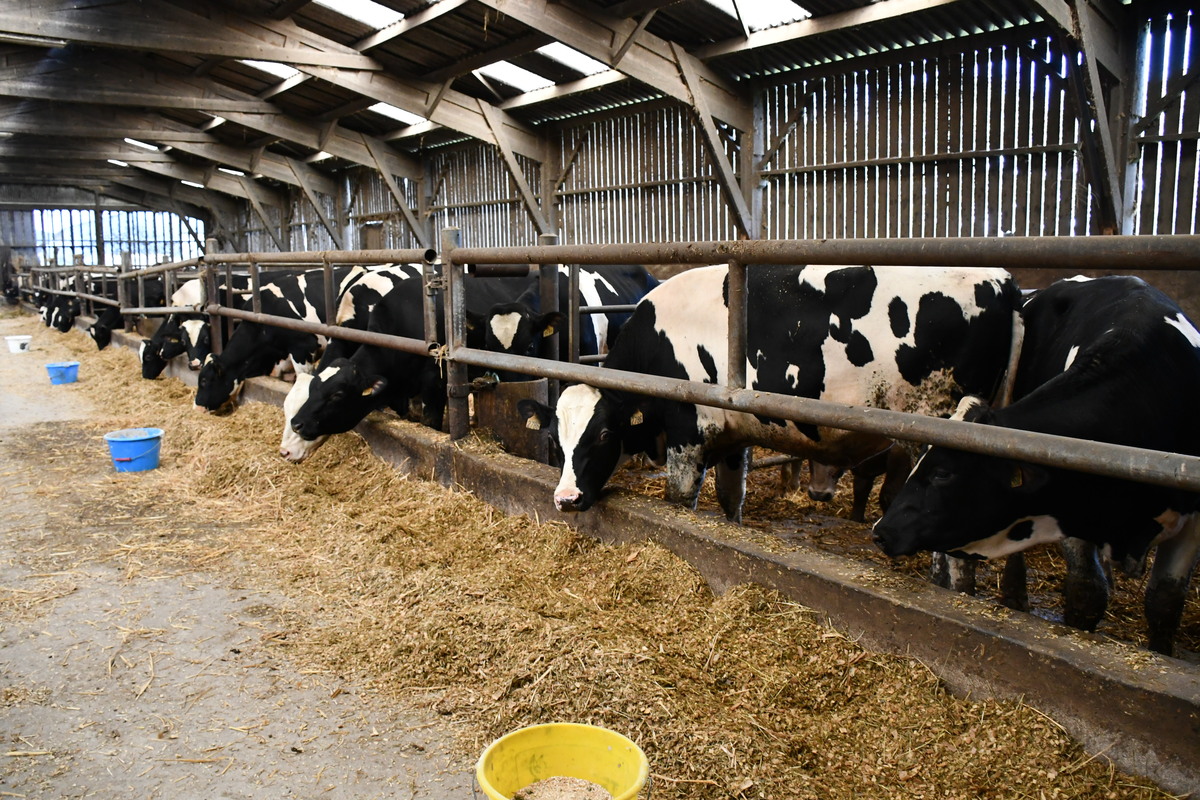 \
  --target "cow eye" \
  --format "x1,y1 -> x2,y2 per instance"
598,428 -> 613,444
929,467 -> 954,486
